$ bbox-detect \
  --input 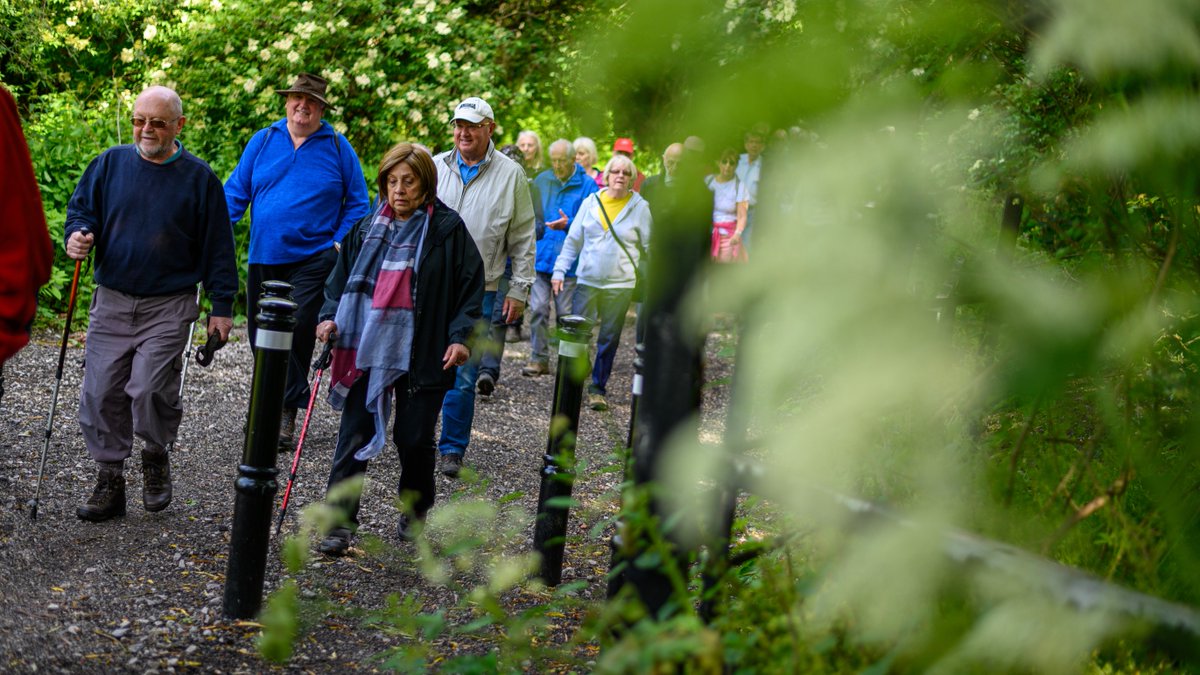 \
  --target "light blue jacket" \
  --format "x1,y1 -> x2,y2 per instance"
553,190 -> 651,290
